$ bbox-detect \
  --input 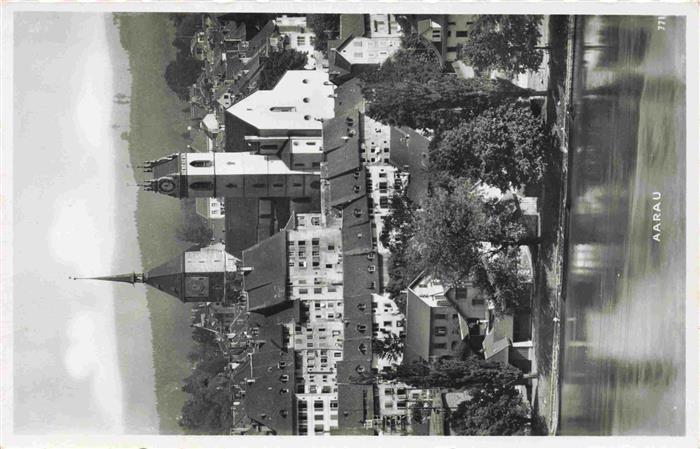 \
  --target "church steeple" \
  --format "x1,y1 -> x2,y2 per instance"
70,273 -> 144,285
72,243 -> 244,304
